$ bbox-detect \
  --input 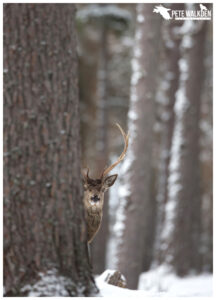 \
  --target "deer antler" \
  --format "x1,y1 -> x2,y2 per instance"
101,123 -> 129,179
